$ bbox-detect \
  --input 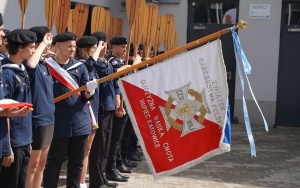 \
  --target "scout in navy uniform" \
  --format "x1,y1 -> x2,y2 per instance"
88,32 -> 119,188
24,26 -> 55,188
0,29 -> 10,60
75,35 -> 104,188
0,28 -> 36,188
88,34 -> 137,188
0,12 -> 32,177
42,32 -> 98,188
104,36 -> 142,183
